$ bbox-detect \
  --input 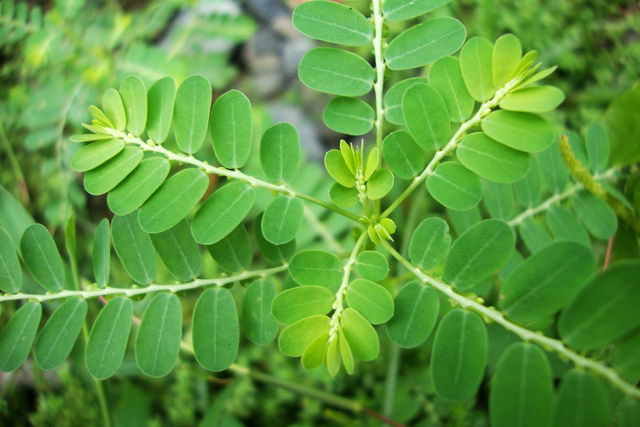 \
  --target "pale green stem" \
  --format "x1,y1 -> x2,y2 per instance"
103,128 -> 364,224
329,232 -> 368,341
303,205 -> 345,253
371,0 -> 385,150
381,240 -> 640,401
507,167 -> 620,227
0,265 -> 288,303
381,78 -> 521,219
